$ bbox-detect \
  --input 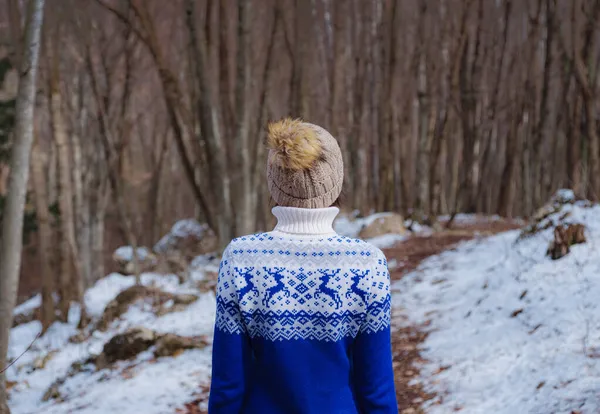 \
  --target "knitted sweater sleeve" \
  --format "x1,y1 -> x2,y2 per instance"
208,245 -> 252,413
352,249 -> 398,413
